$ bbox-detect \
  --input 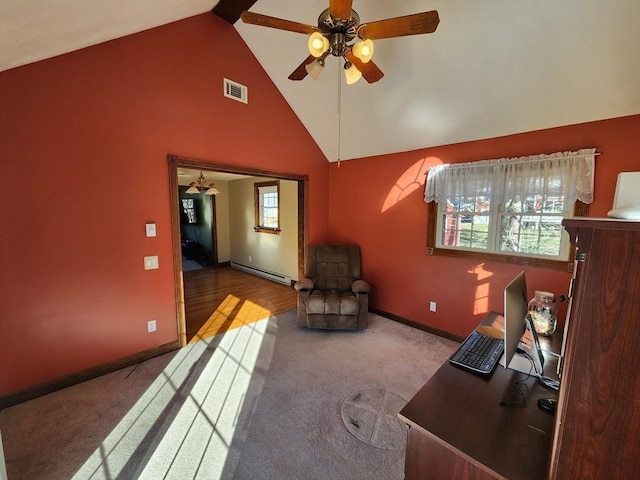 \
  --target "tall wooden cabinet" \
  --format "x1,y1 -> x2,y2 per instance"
550,218 -> 640,479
